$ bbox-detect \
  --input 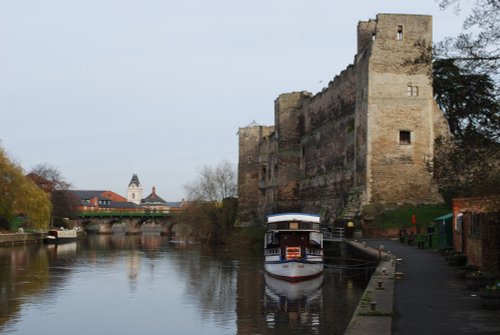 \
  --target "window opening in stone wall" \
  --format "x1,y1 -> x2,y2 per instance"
372,33 -> 376,40
132,193 -> 135,199
260,164 -> 267,182
397,25 -> 403,40
470,213 -> 481,236
407,85 -> 419,97
399,130 -> 411,145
